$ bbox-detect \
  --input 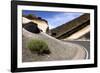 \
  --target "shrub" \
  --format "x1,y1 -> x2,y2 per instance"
25,14 -> 37,20
27,39 -> 51,55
